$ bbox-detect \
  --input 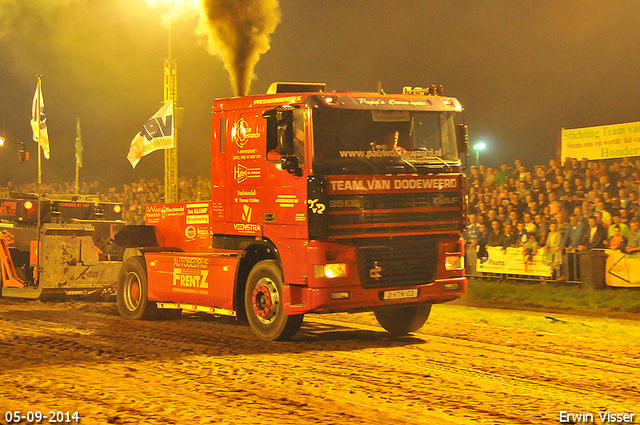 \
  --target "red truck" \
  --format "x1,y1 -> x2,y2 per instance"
115,82 -> 468,341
